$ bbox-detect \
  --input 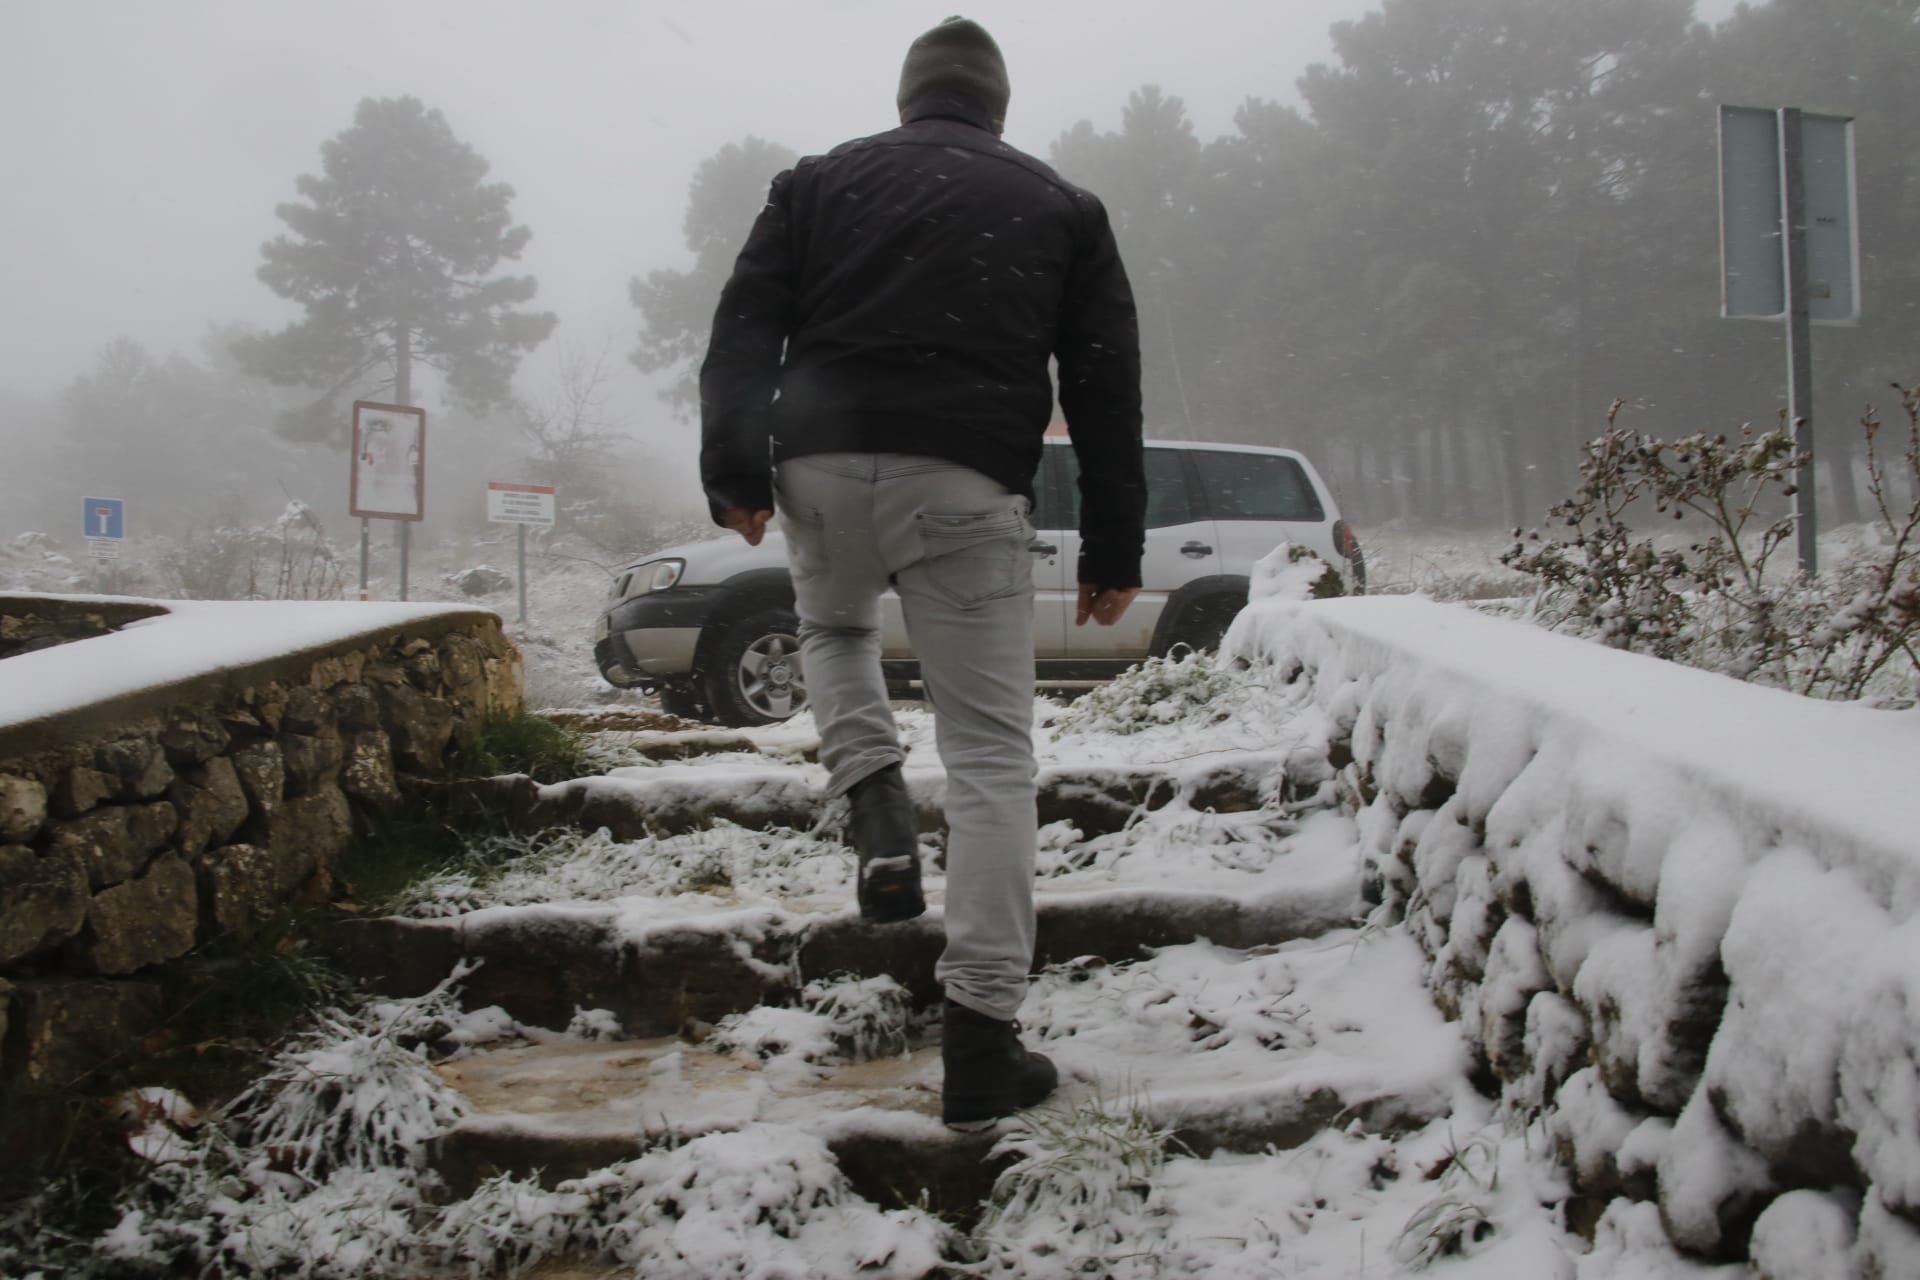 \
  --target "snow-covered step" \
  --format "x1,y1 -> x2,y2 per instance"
469,751 -> 1302,843
426,930 -> 1461,1219
331,865 -> 1363,1036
